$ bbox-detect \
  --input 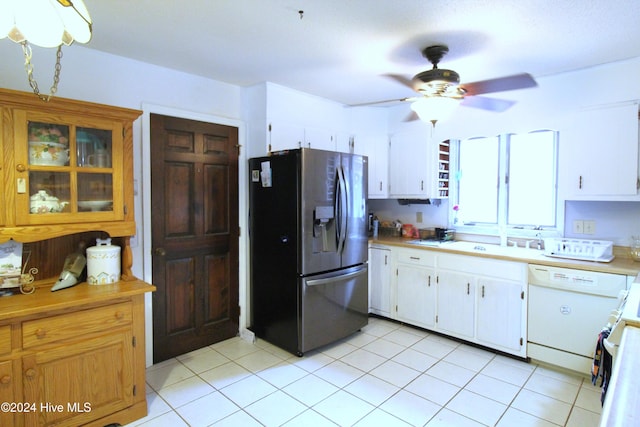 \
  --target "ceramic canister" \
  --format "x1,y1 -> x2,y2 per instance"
86,238 -> 121,285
